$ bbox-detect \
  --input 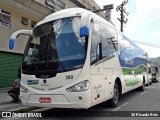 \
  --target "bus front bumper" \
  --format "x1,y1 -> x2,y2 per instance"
21,94 -> 91,109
